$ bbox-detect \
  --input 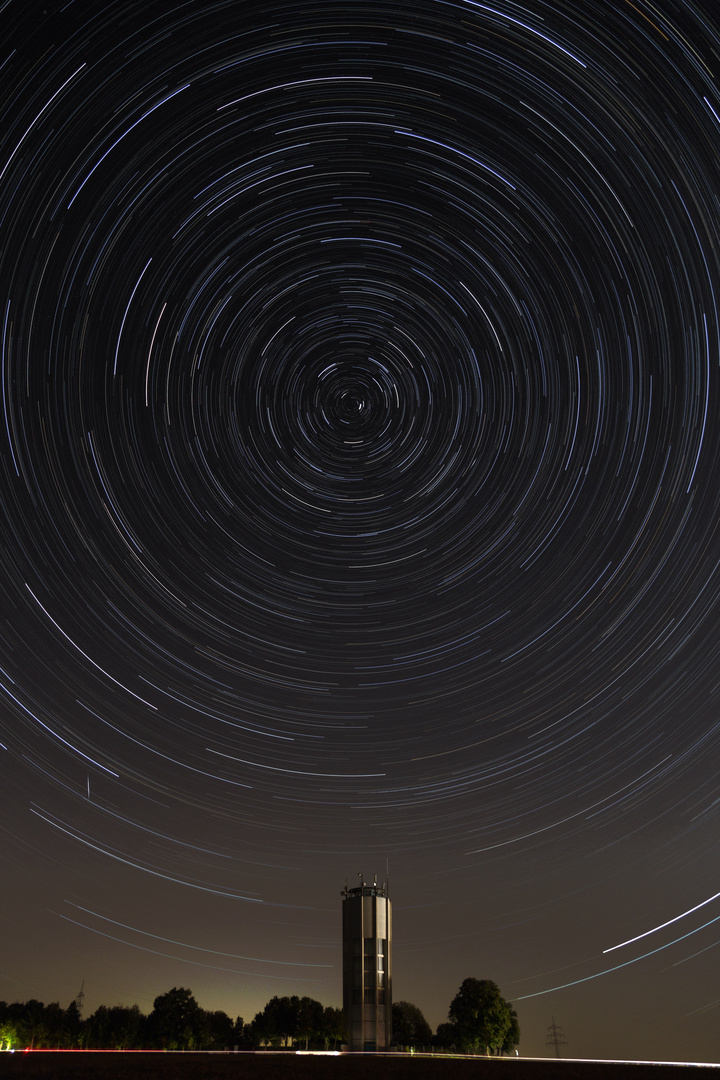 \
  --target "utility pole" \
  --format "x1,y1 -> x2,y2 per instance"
546,1016 -> 567,1058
